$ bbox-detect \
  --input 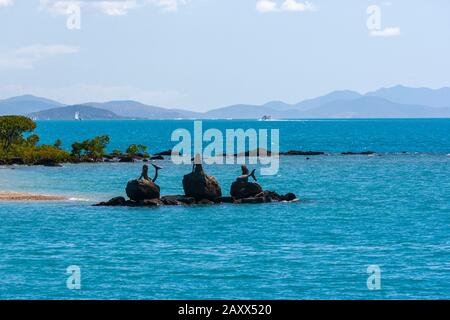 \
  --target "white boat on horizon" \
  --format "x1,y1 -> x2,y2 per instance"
259,115 -> 272,121
74,112 -> 82,121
